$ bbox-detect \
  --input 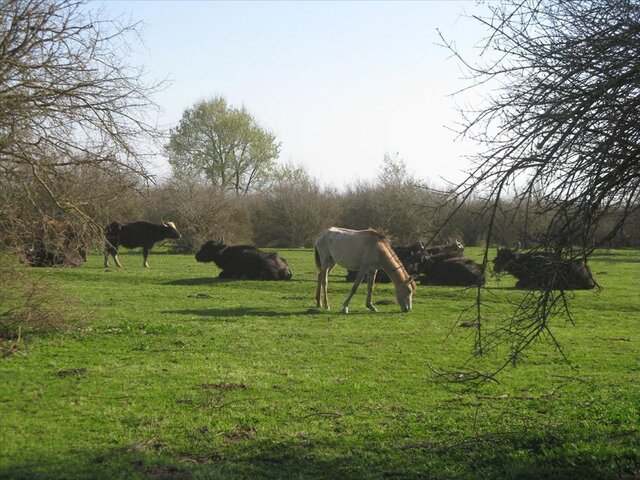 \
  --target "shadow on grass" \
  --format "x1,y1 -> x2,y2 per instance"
2,428 -> 637,480
165,276 -> 321,286
163,306 -> 405,319
164,307 -> 305,318
164,277 -> 227,286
